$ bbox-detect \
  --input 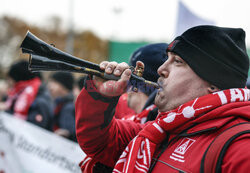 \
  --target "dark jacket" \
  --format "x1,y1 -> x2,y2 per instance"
53,93 -> 76,141
27,84 -> 54,131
